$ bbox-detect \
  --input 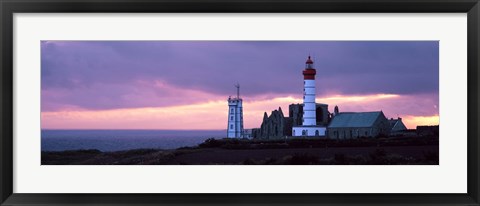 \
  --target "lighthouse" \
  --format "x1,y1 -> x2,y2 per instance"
302,56 -> 317,126
227,84 -> 244,138
292,56 -> 327,137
